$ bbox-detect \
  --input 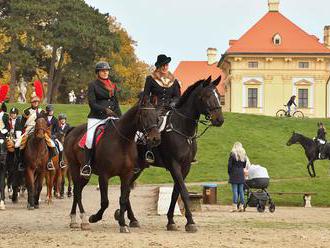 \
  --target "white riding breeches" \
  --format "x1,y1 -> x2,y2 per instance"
55,139 -> 63,151
86,117 -> 110,149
